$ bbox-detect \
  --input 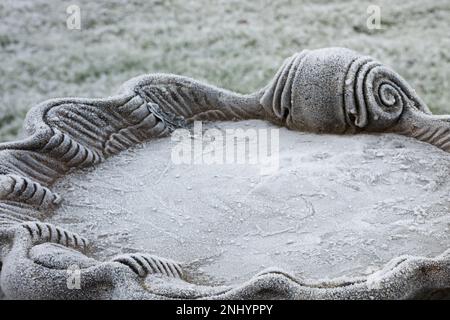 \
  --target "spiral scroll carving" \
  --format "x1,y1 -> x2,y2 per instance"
344,56 -> 420,131
260,48 -> 447,142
